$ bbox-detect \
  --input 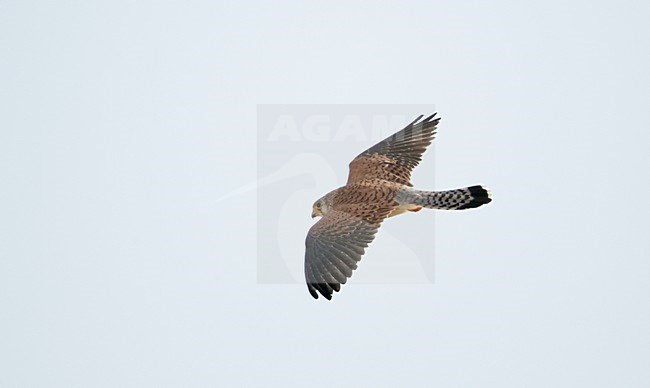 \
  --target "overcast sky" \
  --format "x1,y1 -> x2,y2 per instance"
1,1 -> 649,387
